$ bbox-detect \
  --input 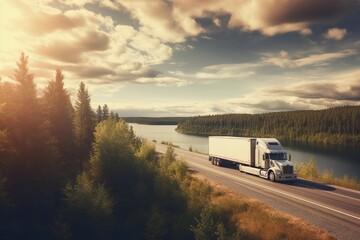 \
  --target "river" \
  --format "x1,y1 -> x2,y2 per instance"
130,123 -> 360,179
